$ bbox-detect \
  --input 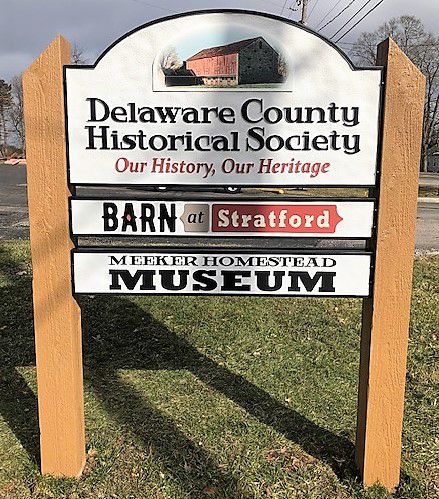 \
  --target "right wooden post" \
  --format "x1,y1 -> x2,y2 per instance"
355,38 -> 426,490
